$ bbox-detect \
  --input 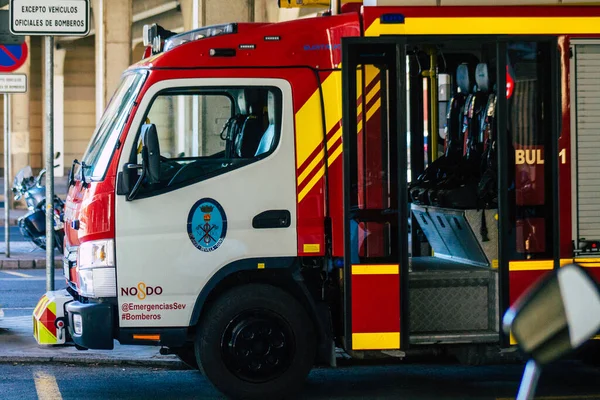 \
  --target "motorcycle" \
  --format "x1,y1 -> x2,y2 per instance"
12,166 -> 65,251
504,263 -> 600,400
